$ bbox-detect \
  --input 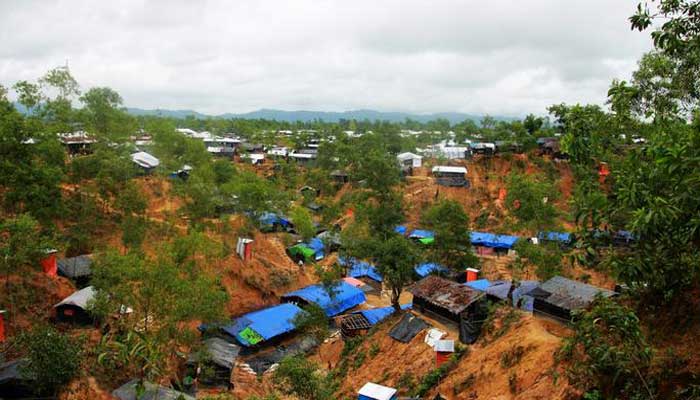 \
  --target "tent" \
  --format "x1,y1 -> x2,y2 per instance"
537,231 -> 573,246
529,276 -> 616,320
356,304 -> 410,325
187,337 -> 239,387
394,225 -> 407,235
414,262 -> 448,278
259,212 -> 292,231
54,286 -> 96,324
57,255 -> 92,286
130,151 -> 160,170
358,382 -> 398,400
465,279 -> 491,291
0,359 -> 34,398
348,261 -> 383,283
408,229 -> 434,240
512,281 -> 540,312
389,313 -> 430,343
282,281 -> 366,317
288,244 -> 317,263
220,303 -> 306,347
470,231 -> 520,249
112,379 -> 194,400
